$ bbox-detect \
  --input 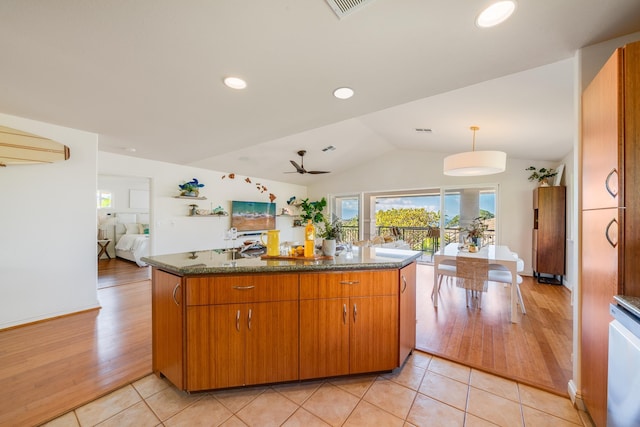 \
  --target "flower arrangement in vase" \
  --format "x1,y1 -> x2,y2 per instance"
465,216 -> 487,248
179,178 -> 204,197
